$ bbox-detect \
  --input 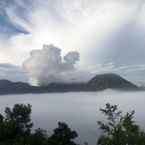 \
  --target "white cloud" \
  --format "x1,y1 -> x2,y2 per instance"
23,44 -> 80,85
0,0 -> 141,65
0,0 -> 145,84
